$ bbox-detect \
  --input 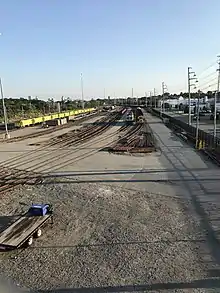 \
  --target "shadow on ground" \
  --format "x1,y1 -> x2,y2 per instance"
32,278 -> 220,292
0,216 -> 19,233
